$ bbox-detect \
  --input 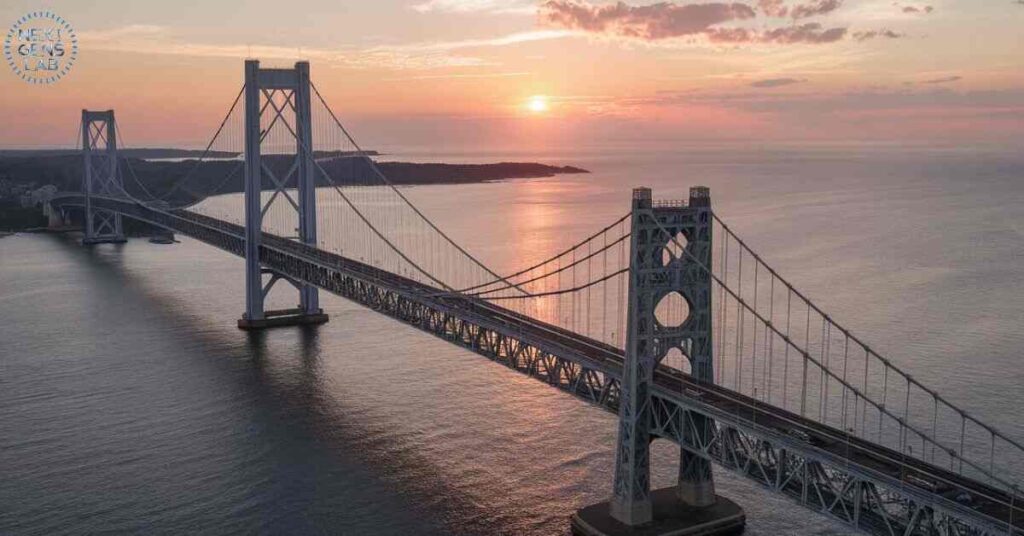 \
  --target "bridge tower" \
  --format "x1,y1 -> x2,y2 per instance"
237,60 -> 329,330
596,186 -> 740,534
81,110 -> 126,245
